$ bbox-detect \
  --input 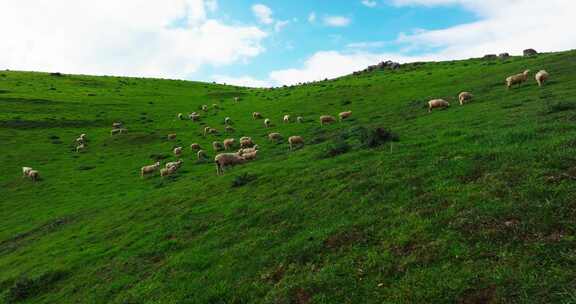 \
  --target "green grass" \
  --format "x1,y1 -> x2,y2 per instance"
1,50 -> 576,303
